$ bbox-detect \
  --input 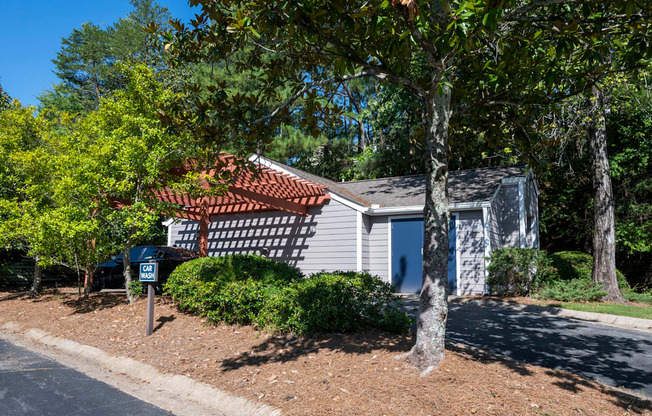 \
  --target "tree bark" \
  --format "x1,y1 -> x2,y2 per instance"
586,86 -> 625,303
123,232 -> 137,304
29,257 -> 43,298
405,84 -> 452,375
199,200 -> 210,257
83,266 -> 94,299
83,239 -> 96,299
